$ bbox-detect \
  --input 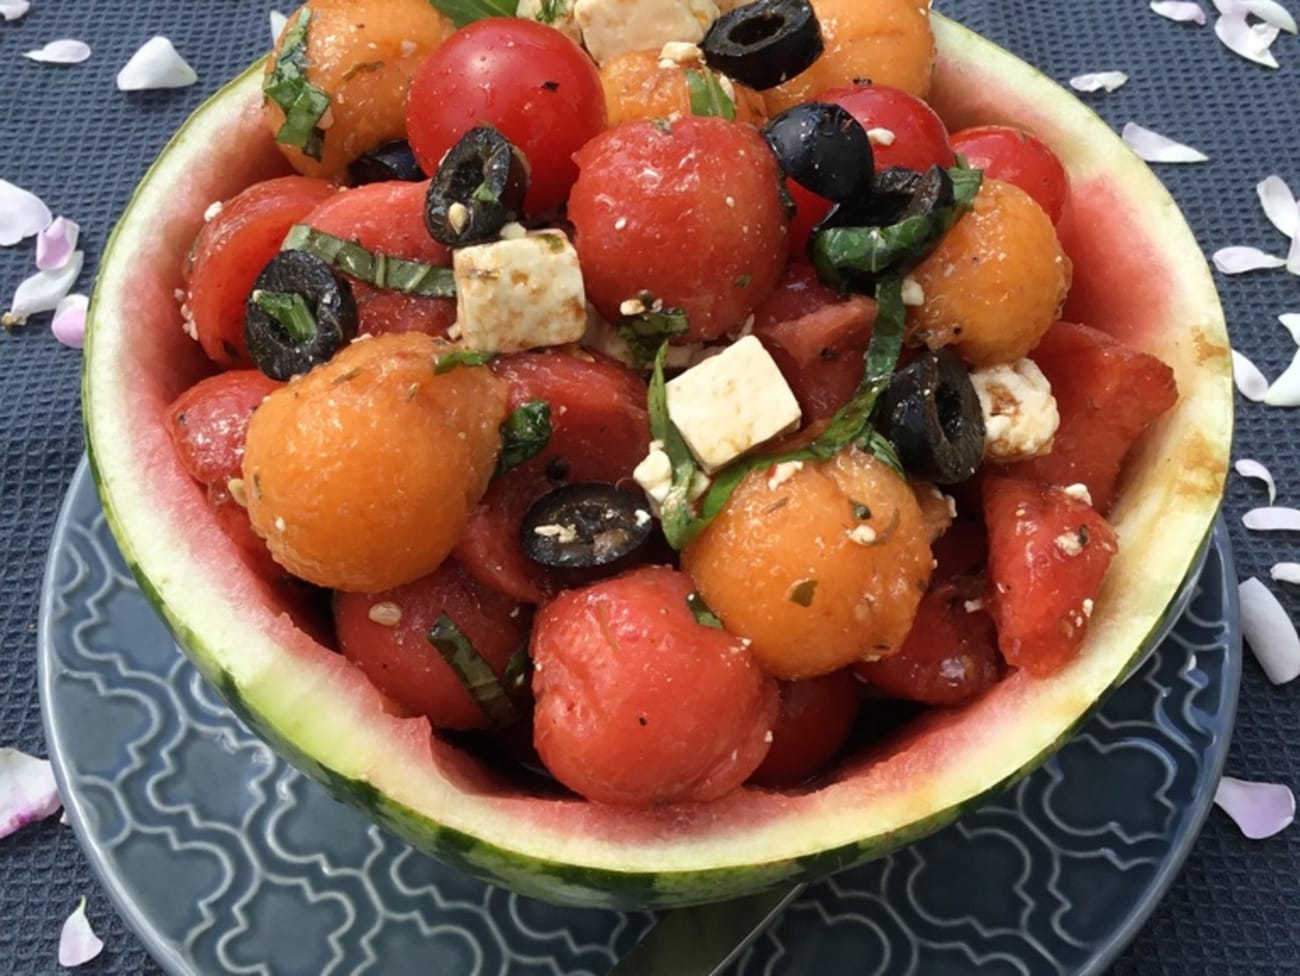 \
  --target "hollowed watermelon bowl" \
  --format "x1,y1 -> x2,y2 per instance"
81,12 -> 1233,909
